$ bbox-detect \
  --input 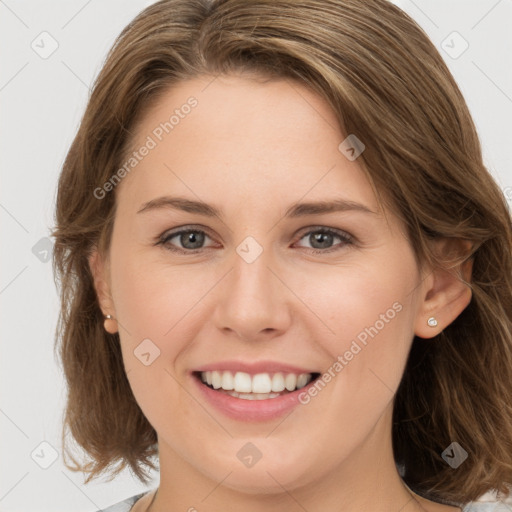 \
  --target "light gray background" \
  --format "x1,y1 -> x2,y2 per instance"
1,1 -> 511,511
